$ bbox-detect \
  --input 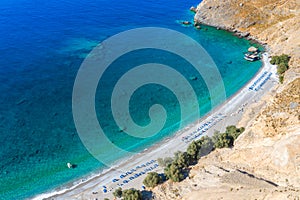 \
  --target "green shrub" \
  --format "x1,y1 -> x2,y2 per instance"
173,151 -> 190,168
146,126 -> 245,189
143,172 -> 162,188
270,54 -> 290,80
270,54 -> 290,66
122,188 -> 142,200
113,187 -> 122,198
212,126 -> 245,148
196,136 -> 214,159
164,163 -> 184,182
187,141 -> 199,162
212,131 -> 233,148
279,75 -> 284,83
277,63 -> 288,75
225,125 -> 245,140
